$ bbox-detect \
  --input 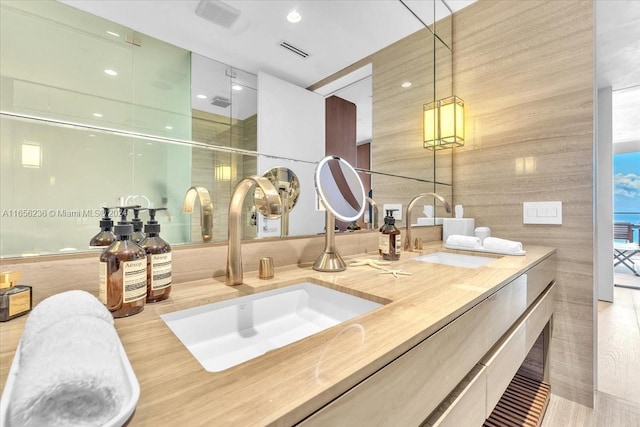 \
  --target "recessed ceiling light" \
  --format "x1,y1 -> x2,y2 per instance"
231,84 -> 243,91
196,94 -> 207,99
106,31 -> 120,37
93,113 -> 103,118
287,10 -> 301,23
104,69 -> 118,76
401,81 -> 412,88
165,125 -> 173,130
